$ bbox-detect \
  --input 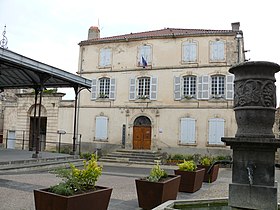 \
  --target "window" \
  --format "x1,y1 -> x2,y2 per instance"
211,75 -> 225,97
138,45 -> 152,67
95,116 -> 108,140
180,118 -> 196,144
194,74 -> 234,100
129,76 -> 157,100
91,77 -> 116,100
174,76 -> 197,100
138,77 -> 150,98
210,40 -> 225,61
99,78 -> 110,98
182,41 -> 197,62
208,118 -> 225,145
99,48 -> 112,67
183,76 -> 196,97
